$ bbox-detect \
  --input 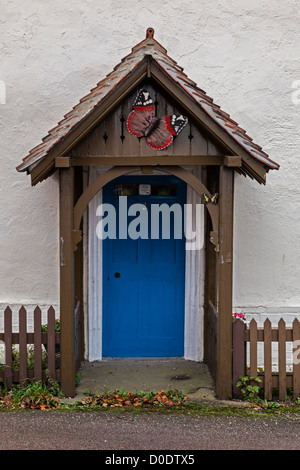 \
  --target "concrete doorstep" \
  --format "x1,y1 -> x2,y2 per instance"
71,359 -> 217,403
